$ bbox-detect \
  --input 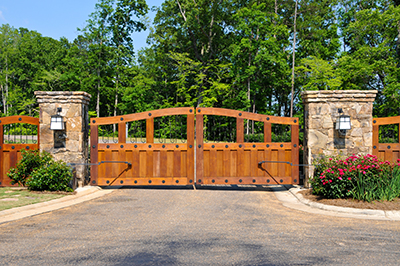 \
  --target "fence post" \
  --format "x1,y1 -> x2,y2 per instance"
35,91 -> 91,187
302,90 -> 377,187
